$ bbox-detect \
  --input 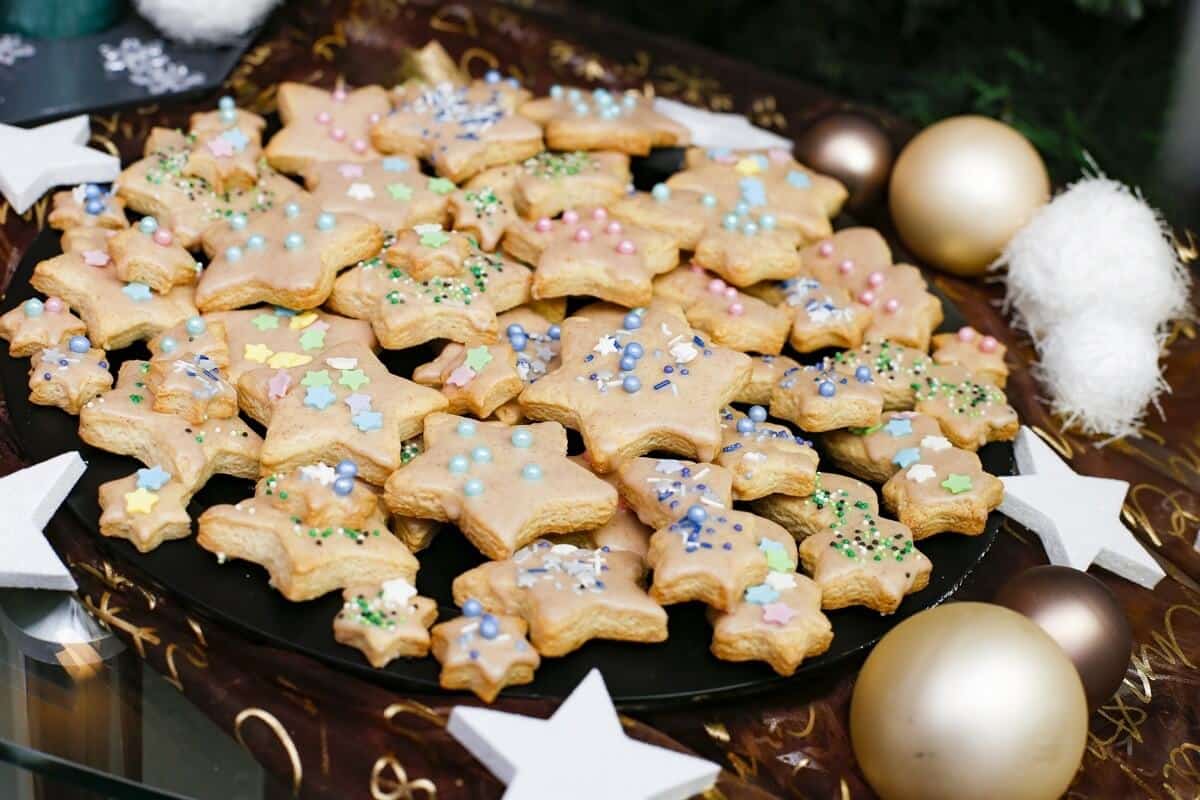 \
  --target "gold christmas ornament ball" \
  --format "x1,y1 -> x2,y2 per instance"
850,602 -> 1088,800
889,115 -> 1050,277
